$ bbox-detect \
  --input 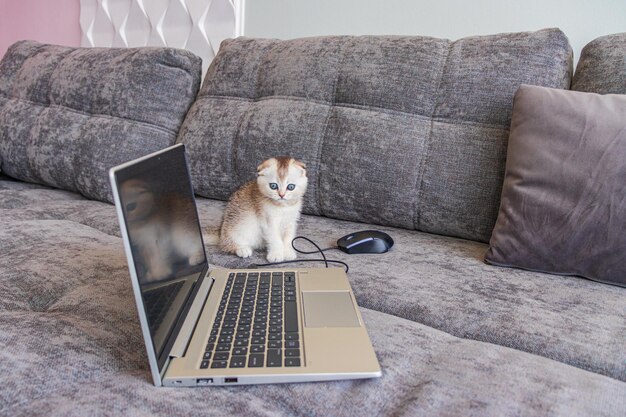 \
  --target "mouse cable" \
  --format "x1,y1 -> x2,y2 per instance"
251,236 -> 349,273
